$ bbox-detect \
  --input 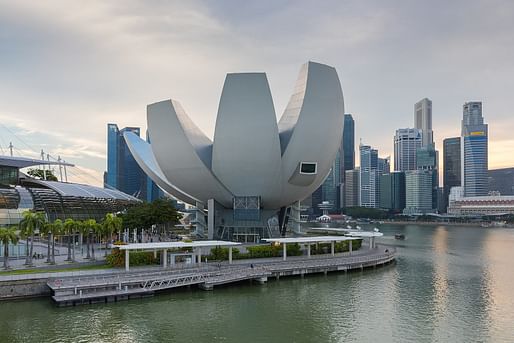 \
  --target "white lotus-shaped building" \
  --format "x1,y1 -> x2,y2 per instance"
125,61 -> 344,240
